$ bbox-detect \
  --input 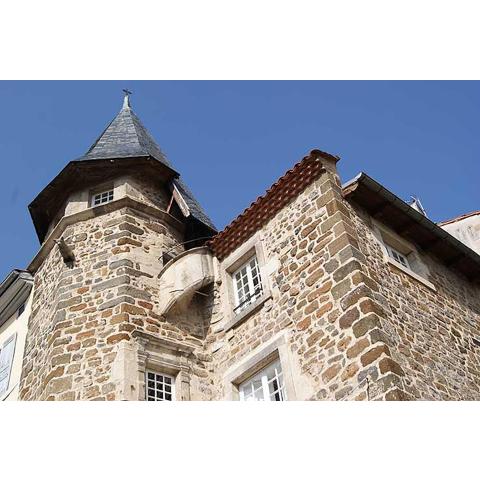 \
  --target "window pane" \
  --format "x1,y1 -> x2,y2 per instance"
239,359 -> 286,402
233,256 -> 263,312
92,189 -> 114,207
387,245 -> 410,268
145,371 -> 175,401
